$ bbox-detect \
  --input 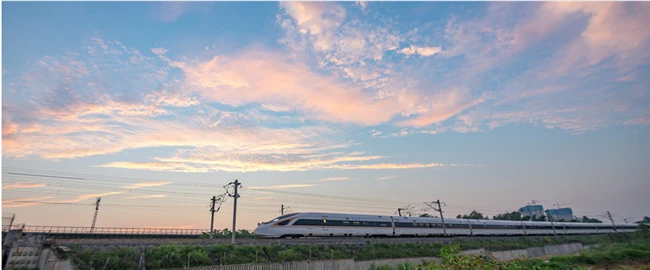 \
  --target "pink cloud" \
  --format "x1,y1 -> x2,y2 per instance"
398,90 -> 485,127
178,50 -> 406,126
2,182 -> 46,190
